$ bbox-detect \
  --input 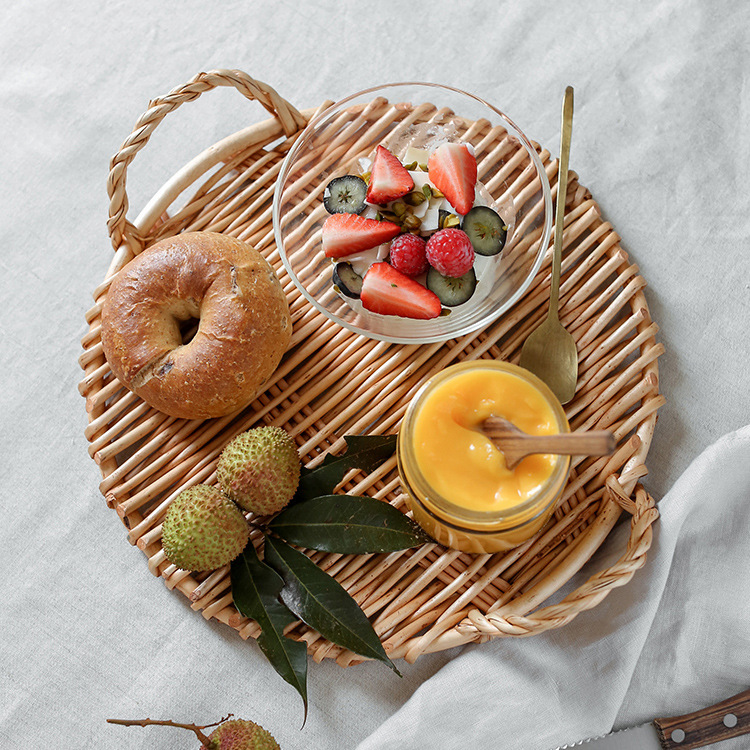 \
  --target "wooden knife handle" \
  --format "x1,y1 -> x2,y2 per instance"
654,688 -> 750,749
